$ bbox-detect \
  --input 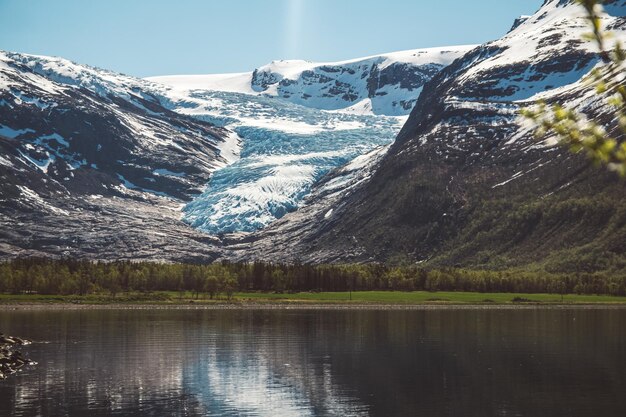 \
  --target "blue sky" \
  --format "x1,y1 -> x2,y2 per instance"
0,0 -> 543,77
